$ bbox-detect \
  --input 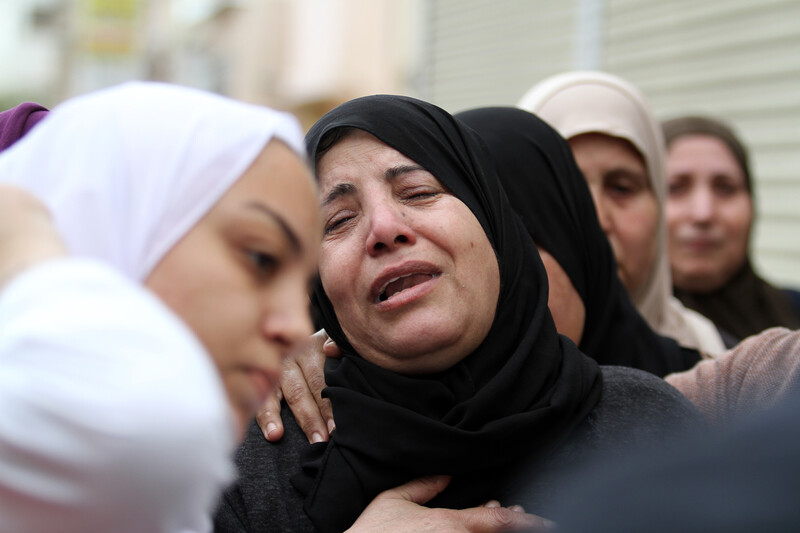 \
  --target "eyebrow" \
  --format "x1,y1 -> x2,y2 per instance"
320,164 -> 426,207
321,182 -> 356,207
245,202 -> 302,254
385,164 -> 426,180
